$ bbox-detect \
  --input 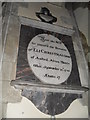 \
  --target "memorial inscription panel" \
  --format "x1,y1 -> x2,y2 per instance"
27,34 -> 72,84
16,25 -> 81,86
